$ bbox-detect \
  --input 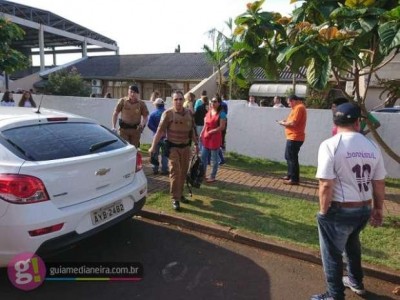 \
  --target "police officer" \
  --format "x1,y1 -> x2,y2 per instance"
112,85 -> 149,148
149,91 -> 199,211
